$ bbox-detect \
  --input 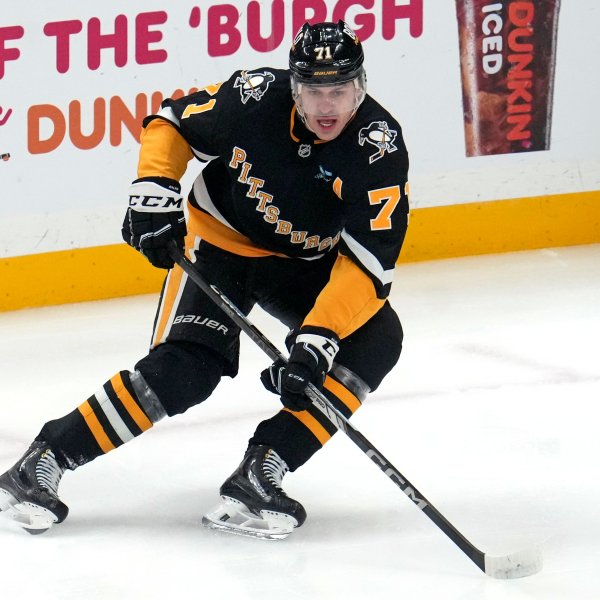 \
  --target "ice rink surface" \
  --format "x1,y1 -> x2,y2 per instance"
1,244 -> 599,599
